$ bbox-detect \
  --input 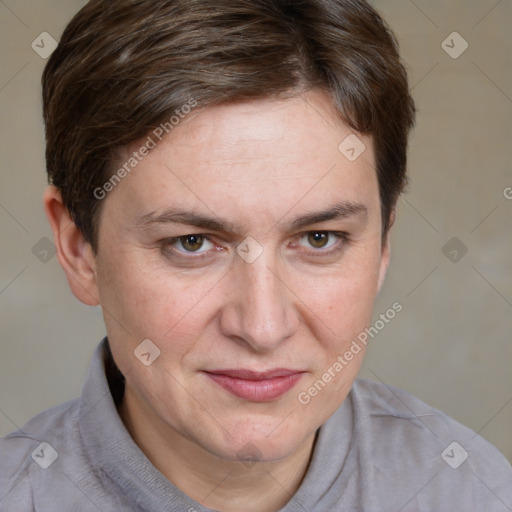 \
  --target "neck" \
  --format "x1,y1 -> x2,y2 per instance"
119,386 -> 317,512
